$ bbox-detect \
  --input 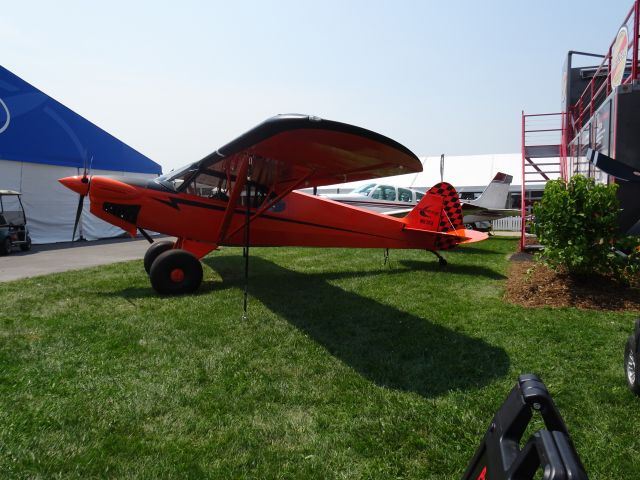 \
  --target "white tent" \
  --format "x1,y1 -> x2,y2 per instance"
320,153 -> 561,193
